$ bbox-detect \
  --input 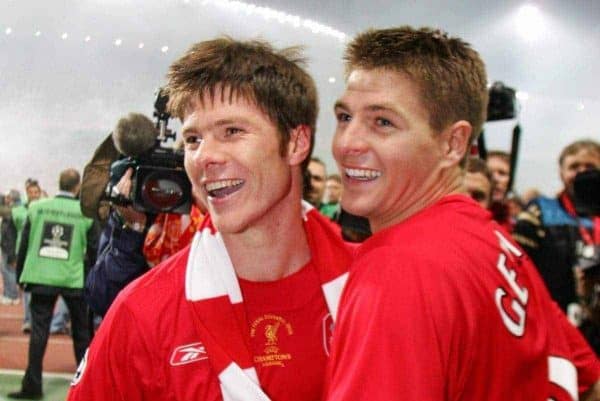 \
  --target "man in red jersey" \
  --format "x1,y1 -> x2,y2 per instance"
324,26 -> 600,401
67,37 -> 351,401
